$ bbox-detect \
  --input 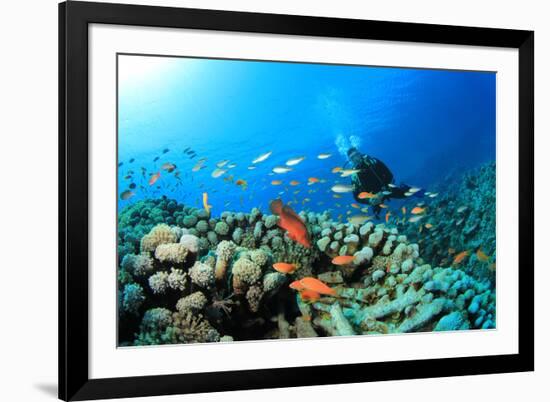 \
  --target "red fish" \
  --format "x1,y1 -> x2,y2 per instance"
289,280 -> 305,291
270,199 -> 311,248
299,289 -> 321,303
299,277 -> 336,296
273,262 -> 297,274
331,255 -> 355,265
453,250 -> 469,265
149,171 -> 160,186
